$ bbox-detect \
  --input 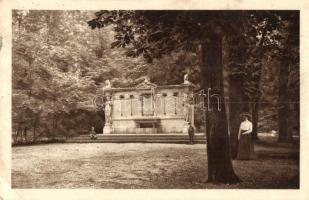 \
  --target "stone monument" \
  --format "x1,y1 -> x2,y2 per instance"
102,77 -> 195,134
